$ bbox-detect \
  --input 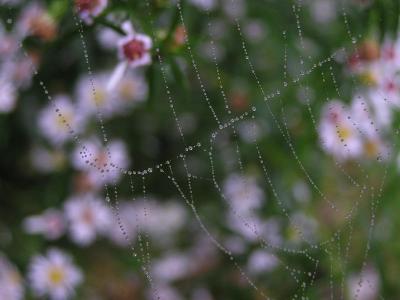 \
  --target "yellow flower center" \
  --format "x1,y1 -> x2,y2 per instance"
48,267 -> 65,285
56,112 -> 73,130
337,126 -> 351,141
92,89 -> 106,106
360,71 -> 377,86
